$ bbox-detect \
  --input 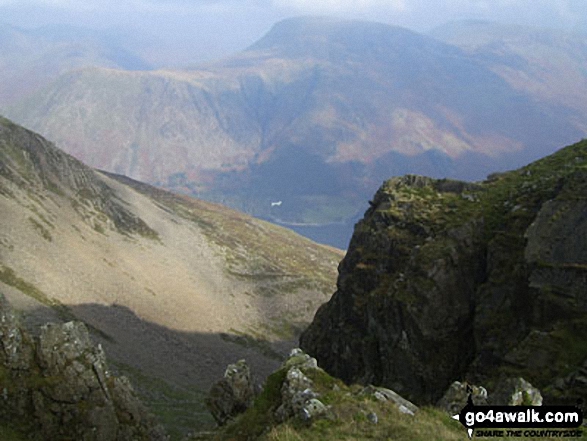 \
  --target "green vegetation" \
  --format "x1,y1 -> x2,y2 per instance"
114,176 -> 341,327
0,265 -> 72,321
202,361 -> 573,441
0,139 -> 35,184
0,424 -> 31,441
112,361 -> 214,441
0,265 -> 54,307
371,140 -> 587,244
220,368 -> 288,440
220,331 -> 284,361
258,406 -> 467,441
